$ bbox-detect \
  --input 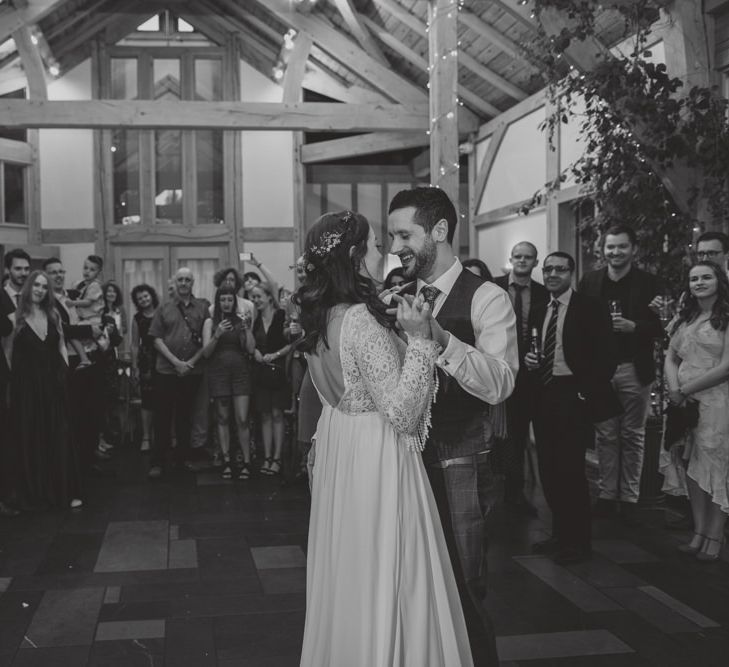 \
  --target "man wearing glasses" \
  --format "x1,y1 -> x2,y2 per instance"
695,231 -> 729,273
525,252 -> 621,564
